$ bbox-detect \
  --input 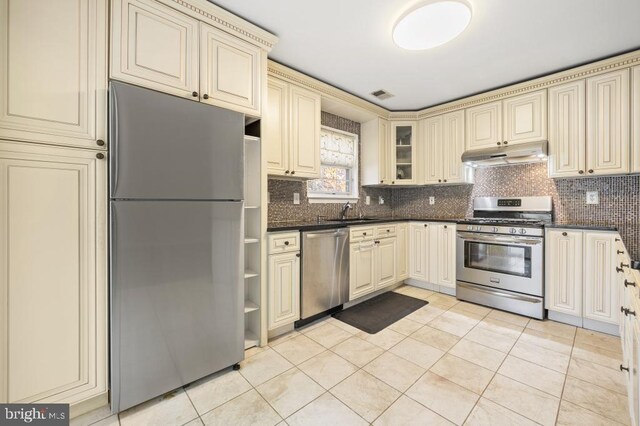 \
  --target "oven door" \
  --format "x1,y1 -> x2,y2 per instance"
456,231 -> 543,296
